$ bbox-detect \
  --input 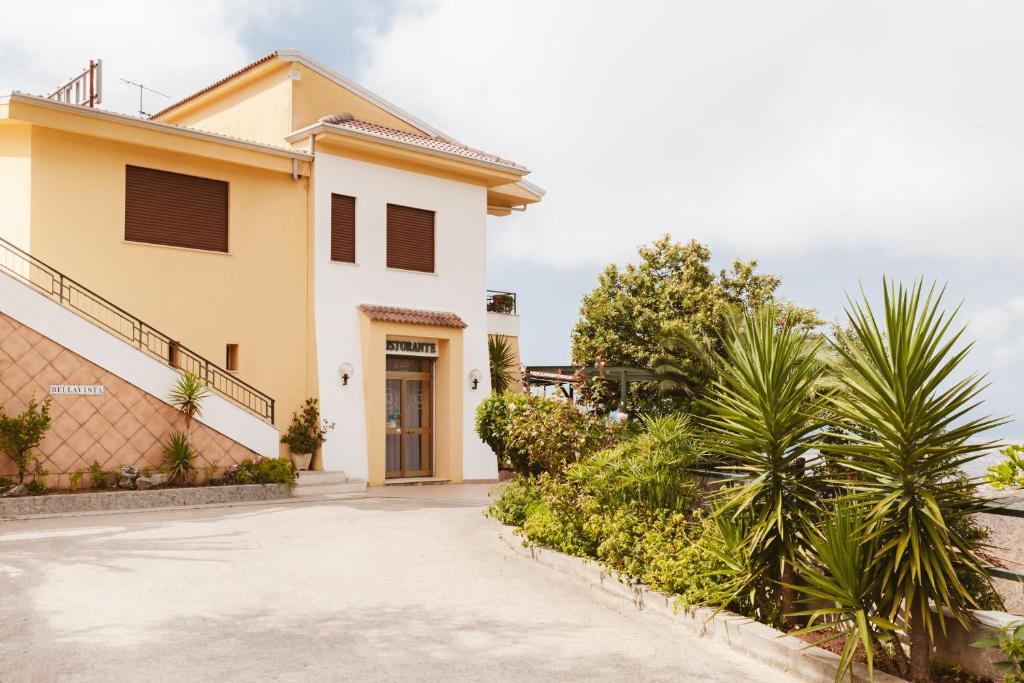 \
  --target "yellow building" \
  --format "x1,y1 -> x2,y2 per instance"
0,50 -> 541,486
